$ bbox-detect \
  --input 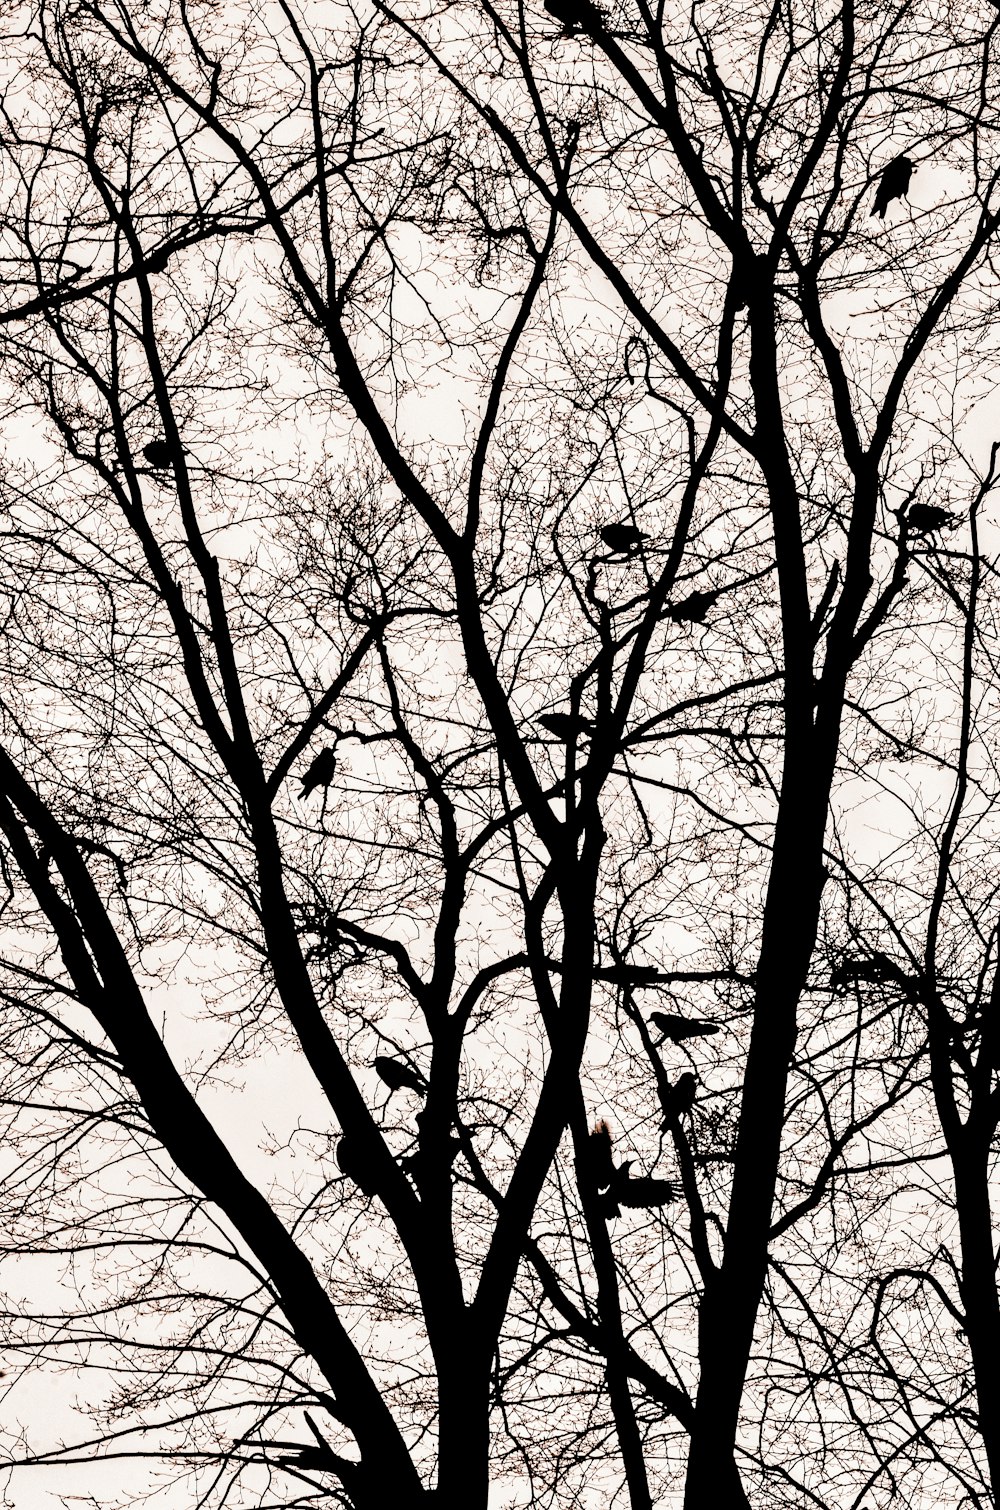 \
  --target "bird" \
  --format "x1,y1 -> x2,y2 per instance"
274,1443 -> 338,1472
142,438 -> 184,470
599,963 -> 662,985
904,503 -> 954,536
870,155 -> 914,219
649,1011 -> 720,1043
299,746 -> 337,798
586,1119 -> 617,1190
615,1169 -> 676,1209
660,1071 -> 696,1127
596,1187 -> 621,1219
596,1158 -> 676,1217
544,0 -> 604,31
336,1137 -> 380,1196
536,712 -> 595,742
667,589 -> 720,624
374,1055 -> 426,1096
600,523 -> 649,553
